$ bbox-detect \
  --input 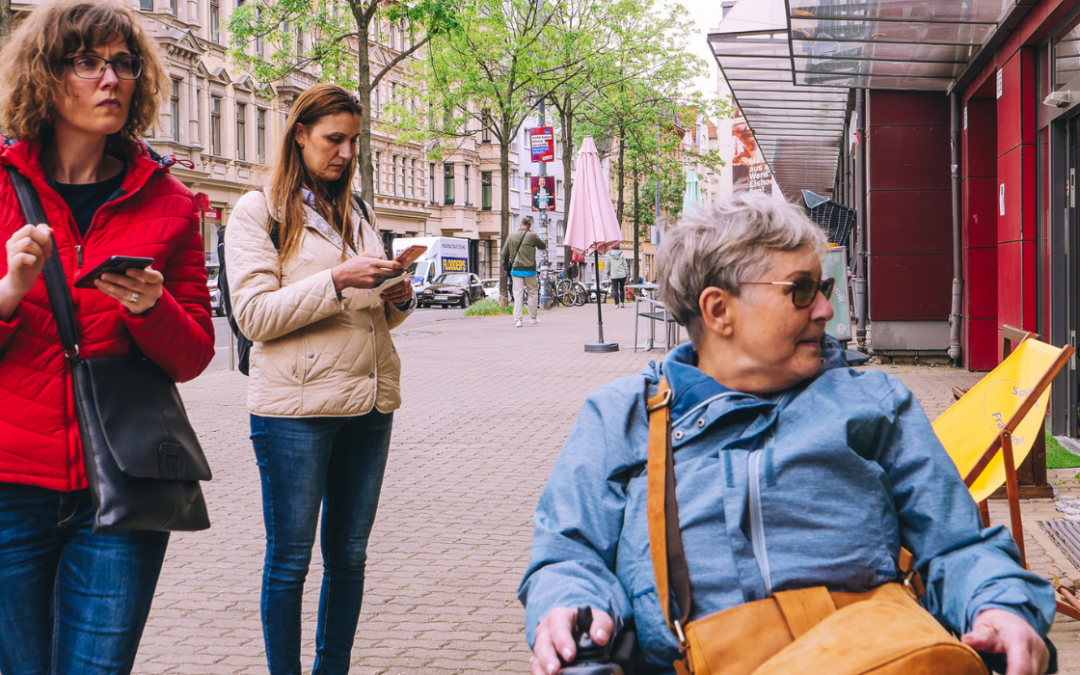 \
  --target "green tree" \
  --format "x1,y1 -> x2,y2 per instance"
566,0 -> 729,279
225,0 -> 459,205
407,0 -> 603,300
